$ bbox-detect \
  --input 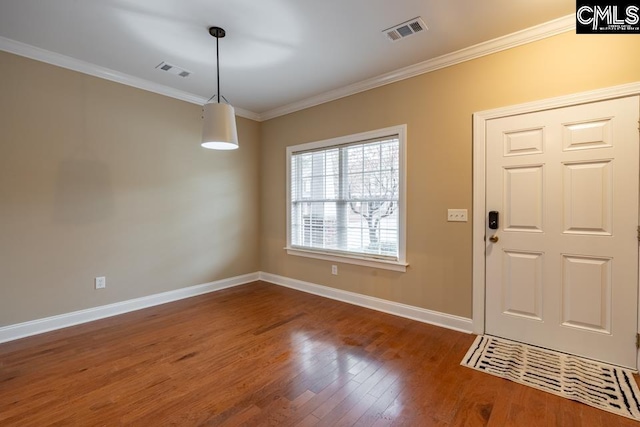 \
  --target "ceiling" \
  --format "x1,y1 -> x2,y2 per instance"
0,0 -> 575,118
